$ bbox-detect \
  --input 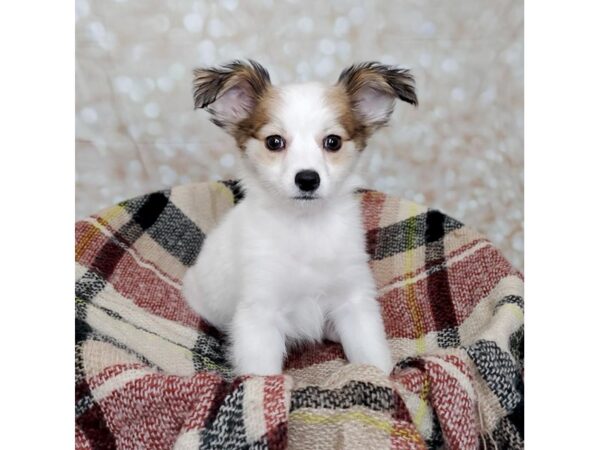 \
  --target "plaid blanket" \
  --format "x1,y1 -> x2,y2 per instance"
75,180 -> 524,450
